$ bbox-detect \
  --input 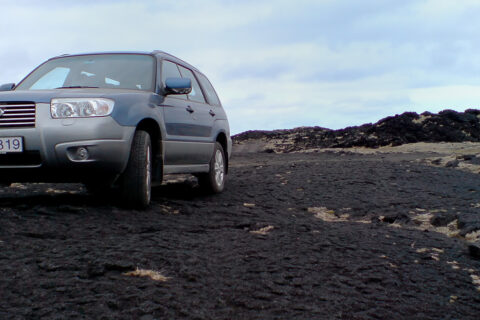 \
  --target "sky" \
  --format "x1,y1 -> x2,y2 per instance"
1,0 -> 480,134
